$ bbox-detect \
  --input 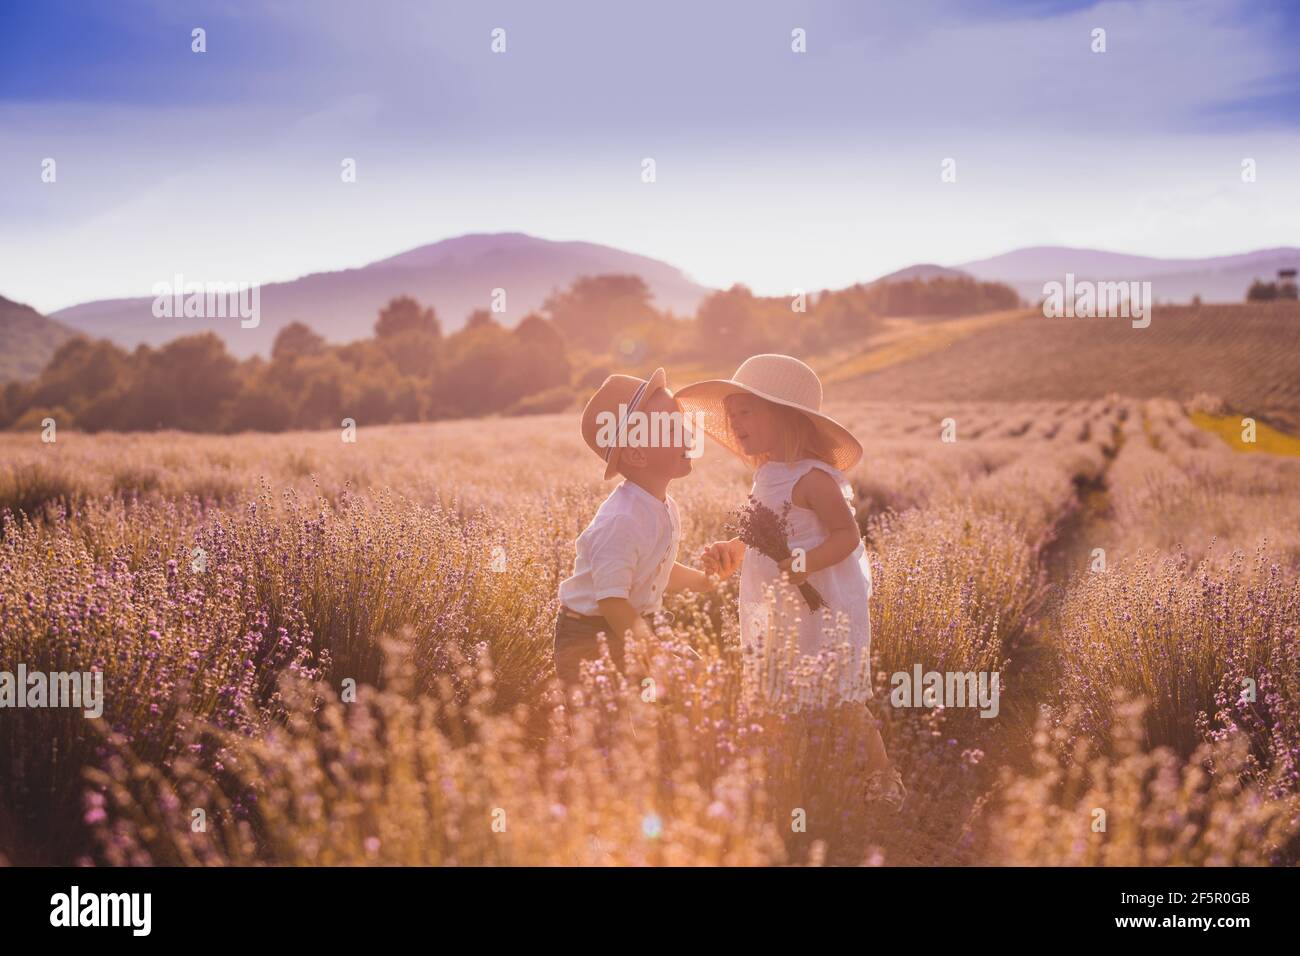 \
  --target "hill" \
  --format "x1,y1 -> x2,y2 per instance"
869,263 -> 971,284
833,302 -> 1300,433
0,296 -> 80,383
50,233 -> 712,358
958,246 -> 1300,305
